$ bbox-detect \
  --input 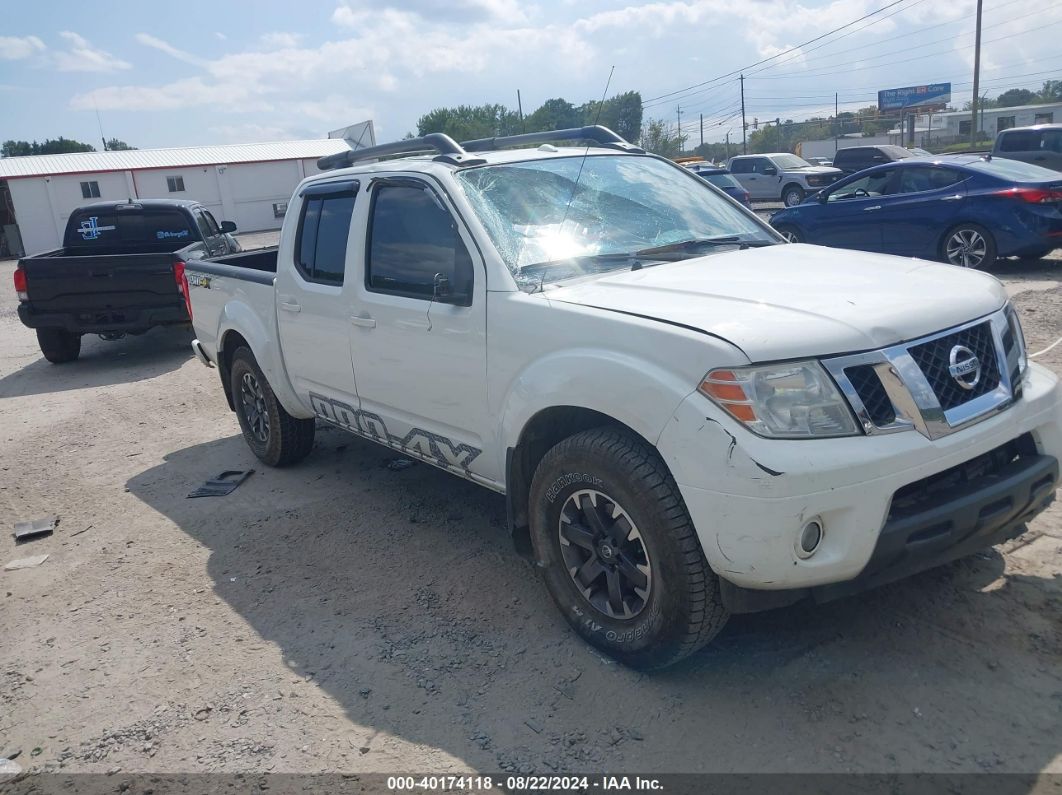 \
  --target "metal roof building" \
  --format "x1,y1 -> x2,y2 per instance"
0,138 -> 354,257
